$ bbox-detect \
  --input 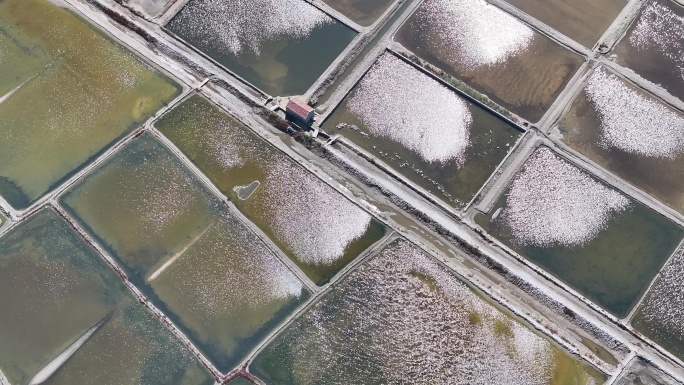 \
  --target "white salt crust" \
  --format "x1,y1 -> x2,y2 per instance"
502,148 -> 630,247
414,0 -> 534,68
639,247 -> 684,337
168,0 -> 331,56
630,2 -> 684,81
260,161 -> 372,266
280,241 -> 559,384
347,54 -> 473,164
585,67 -> 684,158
